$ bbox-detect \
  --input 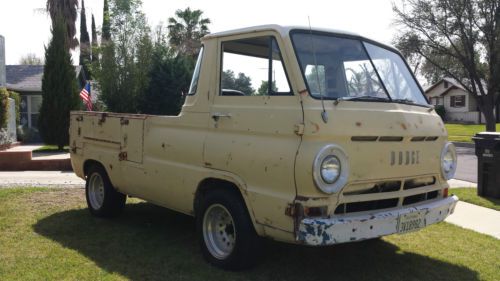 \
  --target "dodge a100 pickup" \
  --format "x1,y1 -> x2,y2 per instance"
70,25 -> 458,270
